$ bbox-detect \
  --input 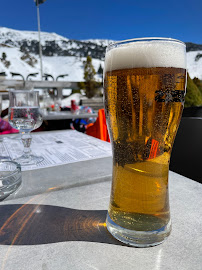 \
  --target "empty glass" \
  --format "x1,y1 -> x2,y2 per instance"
8,90 -> 44,166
